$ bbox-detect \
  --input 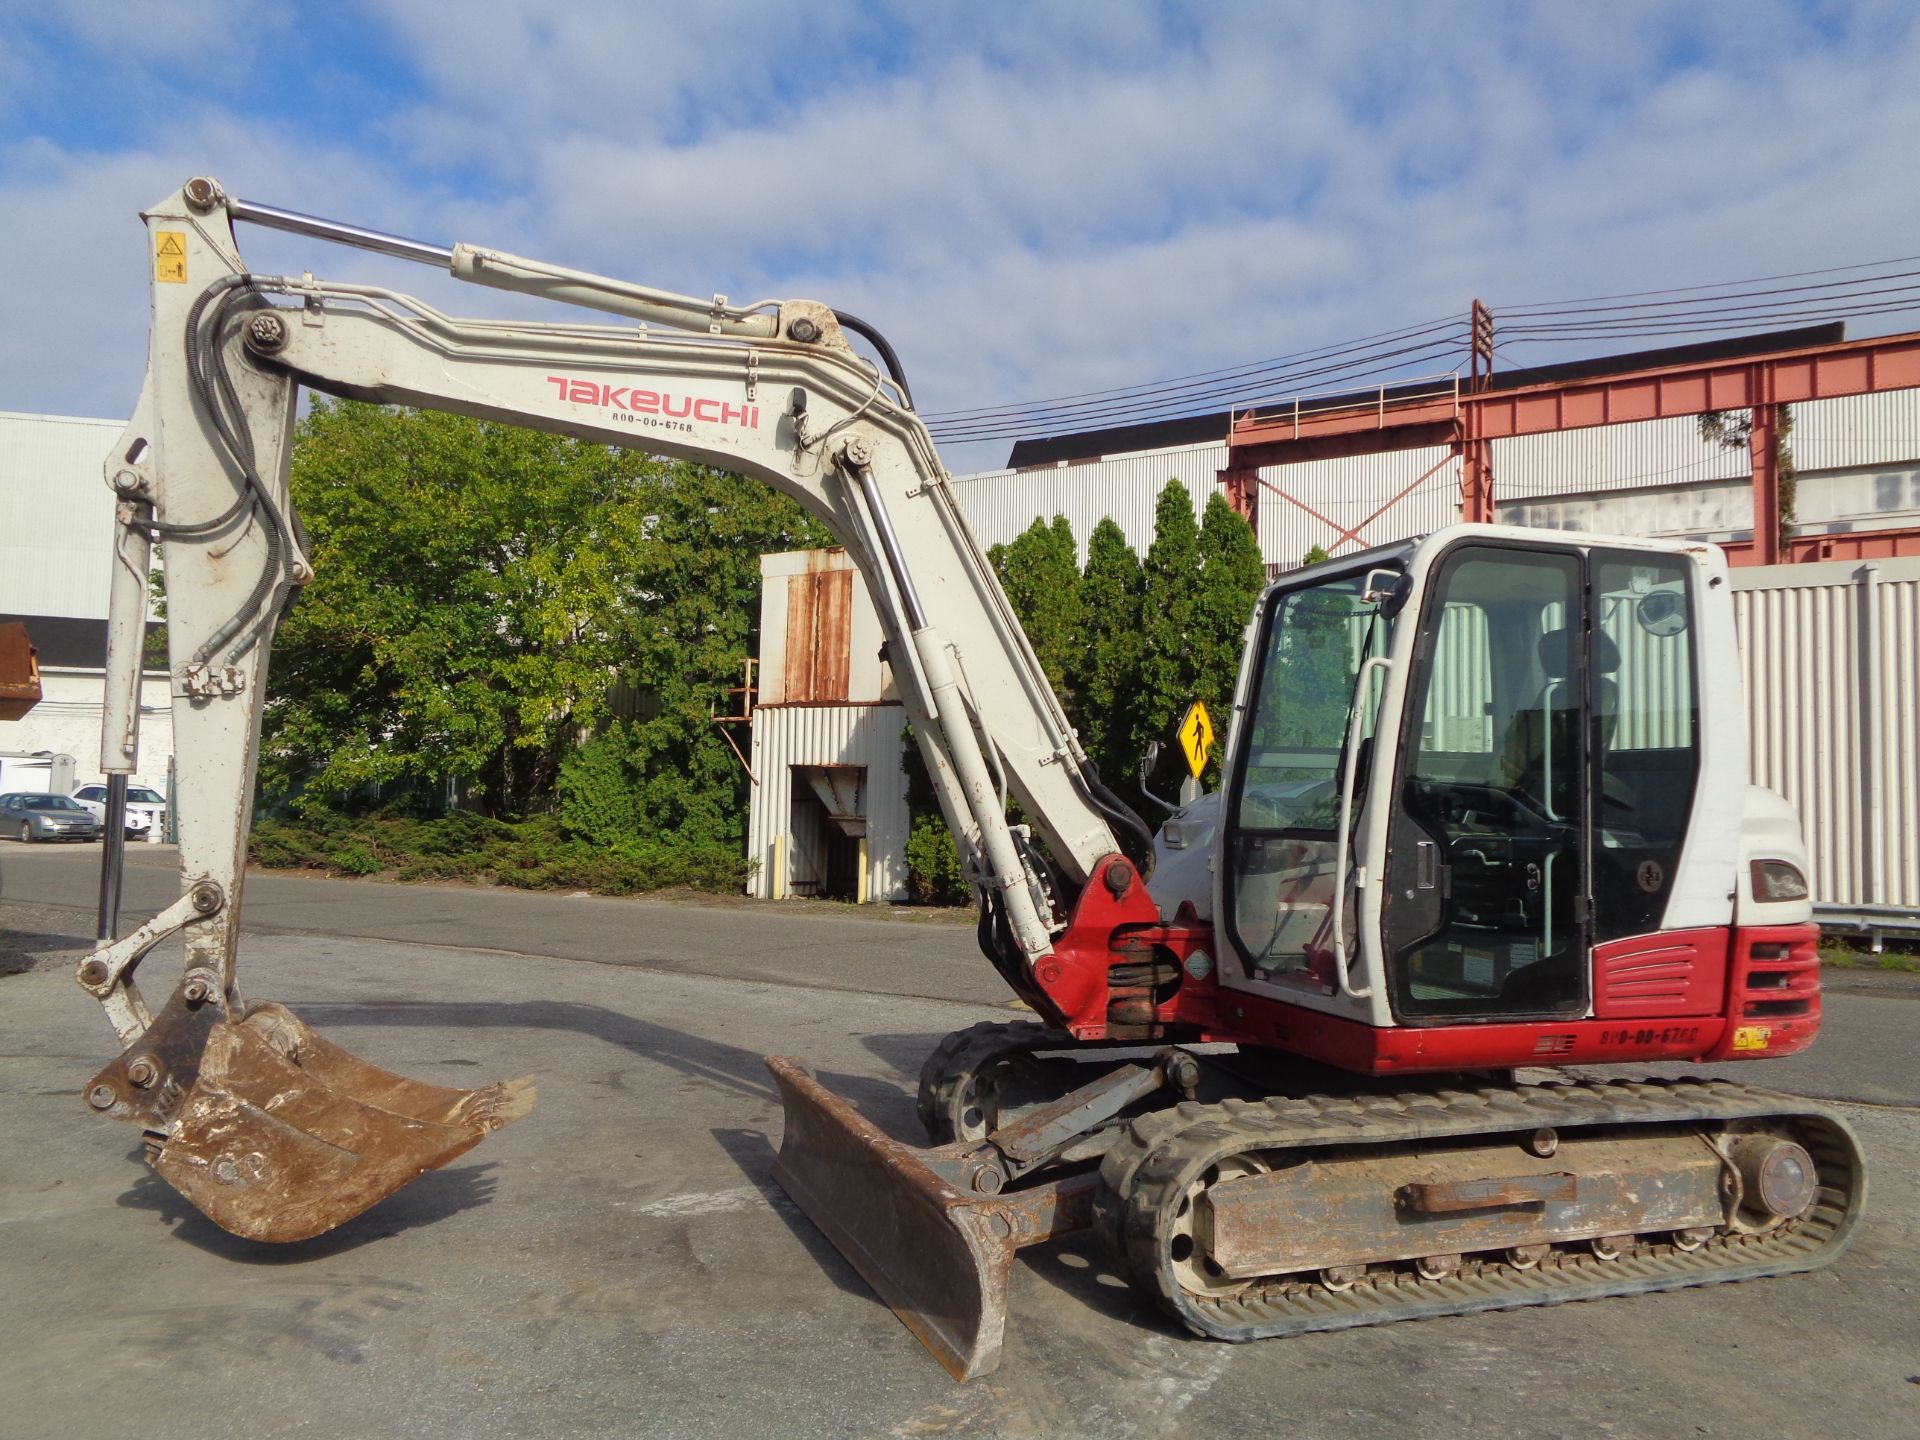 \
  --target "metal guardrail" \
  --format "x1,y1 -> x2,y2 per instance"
1815,904 -> 1920,952
1230,372 -> 1464,438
